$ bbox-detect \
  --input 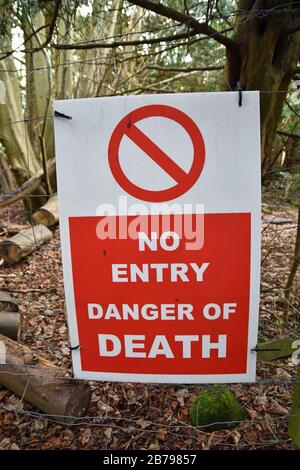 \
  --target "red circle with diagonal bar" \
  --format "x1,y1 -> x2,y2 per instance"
108,104 -> 205,202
